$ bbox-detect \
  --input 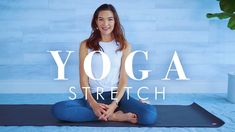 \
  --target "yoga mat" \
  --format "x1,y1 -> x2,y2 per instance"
0,103 -> 224,127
